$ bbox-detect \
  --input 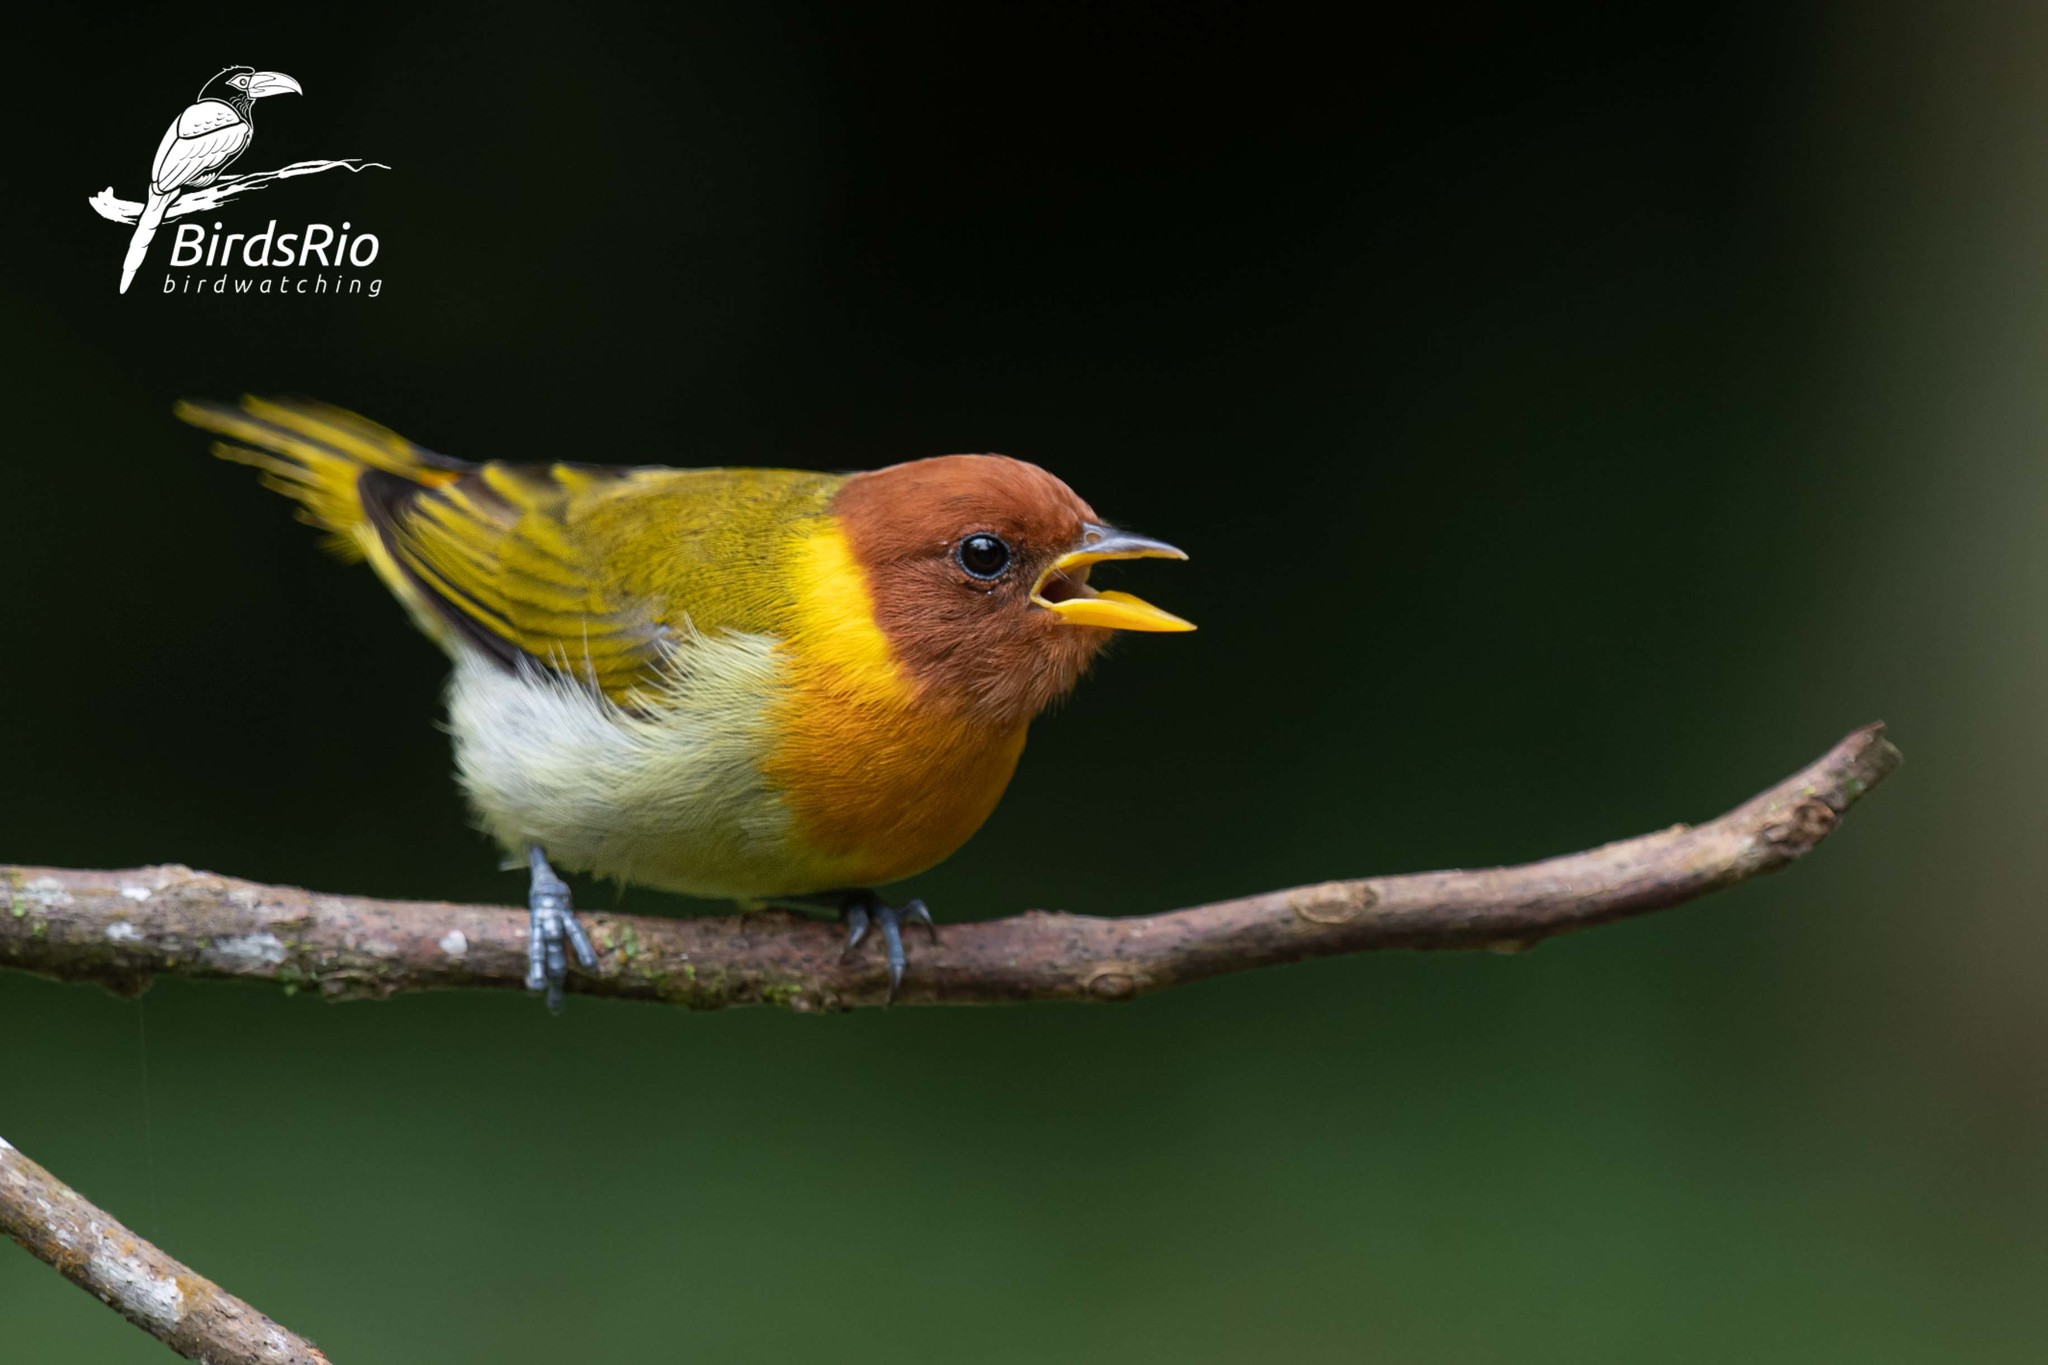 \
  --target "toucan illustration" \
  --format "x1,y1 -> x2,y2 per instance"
119,66 -> 301,294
